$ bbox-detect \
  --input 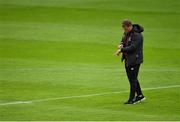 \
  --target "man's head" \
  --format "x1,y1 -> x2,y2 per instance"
122,19 -> 133,33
